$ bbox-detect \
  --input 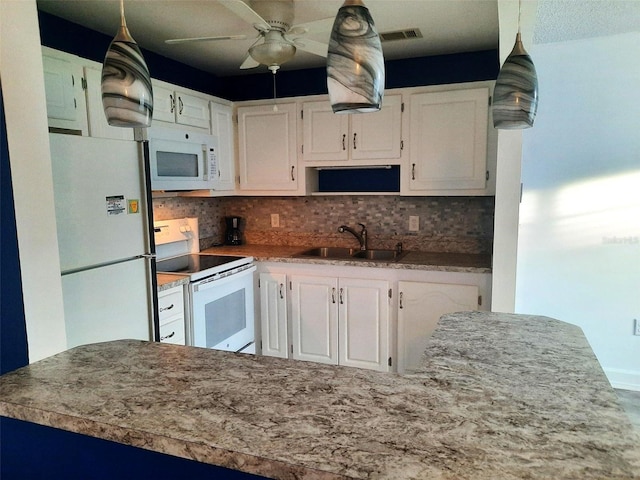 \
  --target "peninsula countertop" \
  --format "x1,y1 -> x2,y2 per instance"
1,312 -> 638,479
200,244 -> 492,273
